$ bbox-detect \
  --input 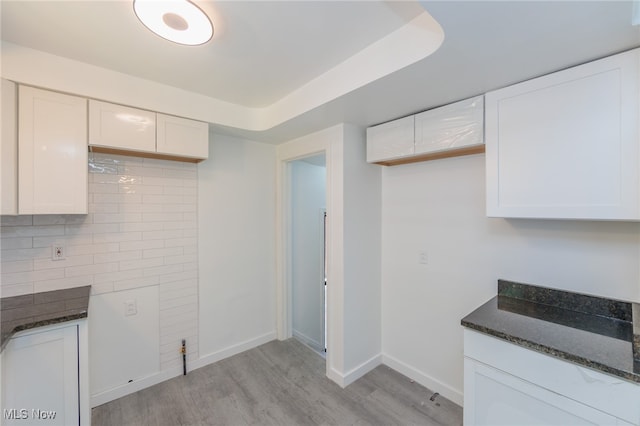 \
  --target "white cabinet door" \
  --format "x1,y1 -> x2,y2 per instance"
89,100 -> 156,153
414,95 -> 484,155
485,48 -> 640,220
18,86 -> 87,214
366,115 -> 415,163
156,113 -> 208,160
1,79 -> 18,215
464,358 -> 630,426
2,324 -> 79,426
